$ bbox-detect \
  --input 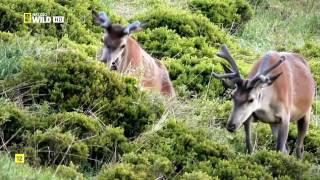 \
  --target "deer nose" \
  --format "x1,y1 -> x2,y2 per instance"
226,123 -> 236,132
